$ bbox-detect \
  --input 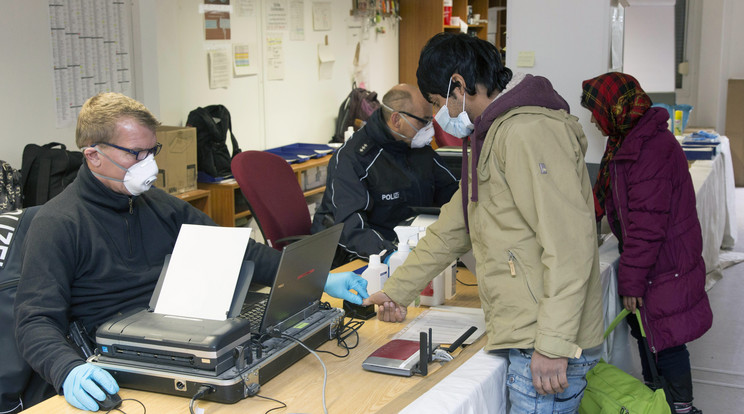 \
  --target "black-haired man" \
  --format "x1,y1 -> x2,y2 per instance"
364,33 -> 604,413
